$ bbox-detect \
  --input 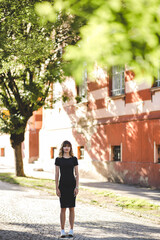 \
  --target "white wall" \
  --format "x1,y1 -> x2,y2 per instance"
0,134 -> 14,167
